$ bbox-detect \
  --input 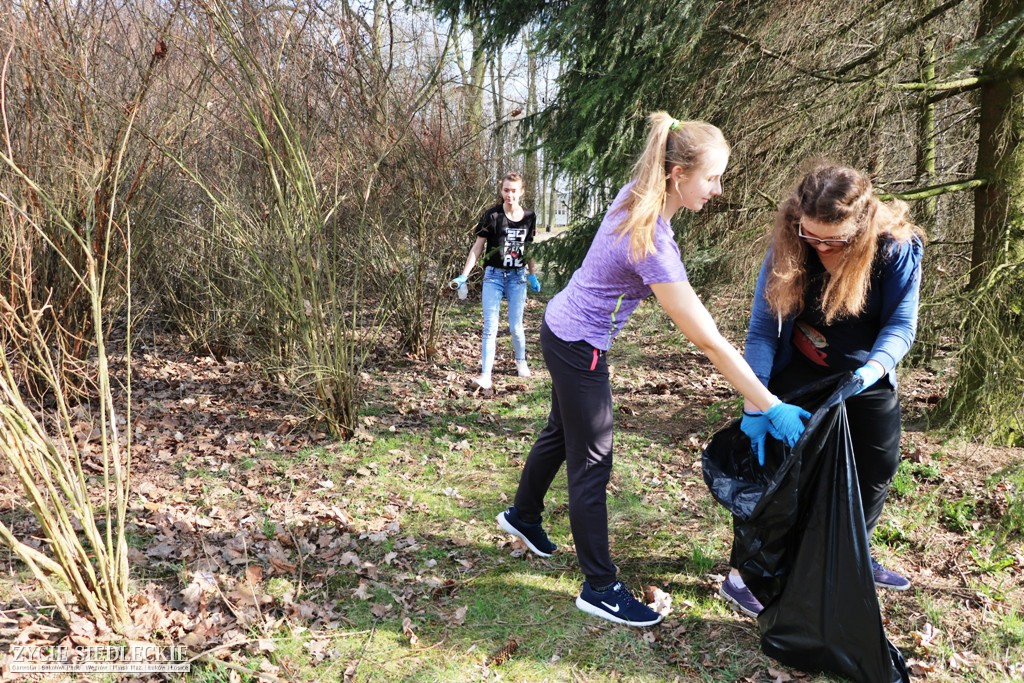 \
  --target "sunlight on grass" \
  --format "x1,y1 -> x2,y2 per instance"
941,496 -> 977,533
991,462 -> 1024,539
889,459 -> 943,498
984,608 -> 1024,655
873,519 -> 912,547
3,291 -> 1010,683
